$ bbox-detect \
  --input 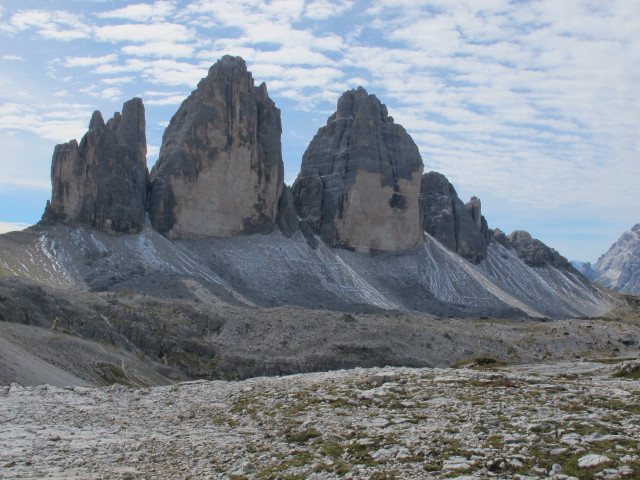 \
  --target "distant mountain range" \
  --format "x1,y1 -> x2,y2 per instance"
0,56 -> 627,386
573,224 -> 640,296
